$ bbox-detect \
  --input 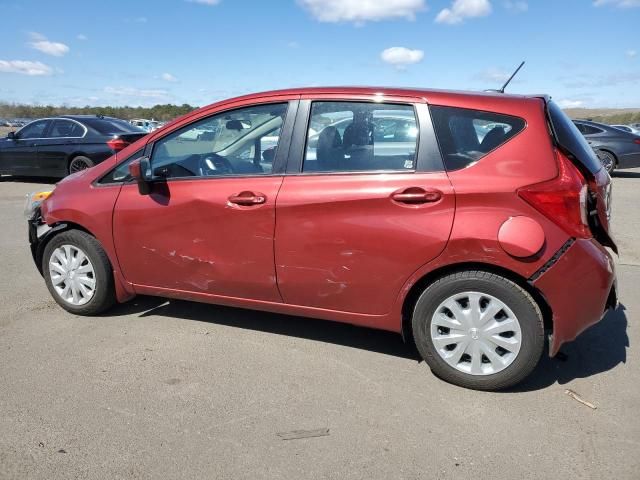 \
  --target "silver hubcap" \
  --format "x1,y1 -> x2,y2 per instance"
430,292 -> 522,376
49,245 -> 96,306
